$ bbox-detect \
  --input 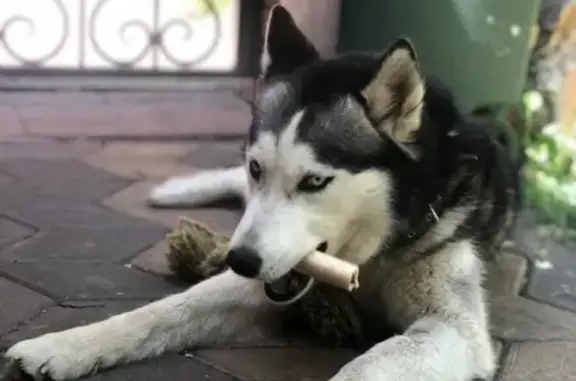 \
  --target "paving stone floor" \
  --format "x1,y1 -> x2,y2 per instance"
0,88 -> 252,139
0,139 -> 575,381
